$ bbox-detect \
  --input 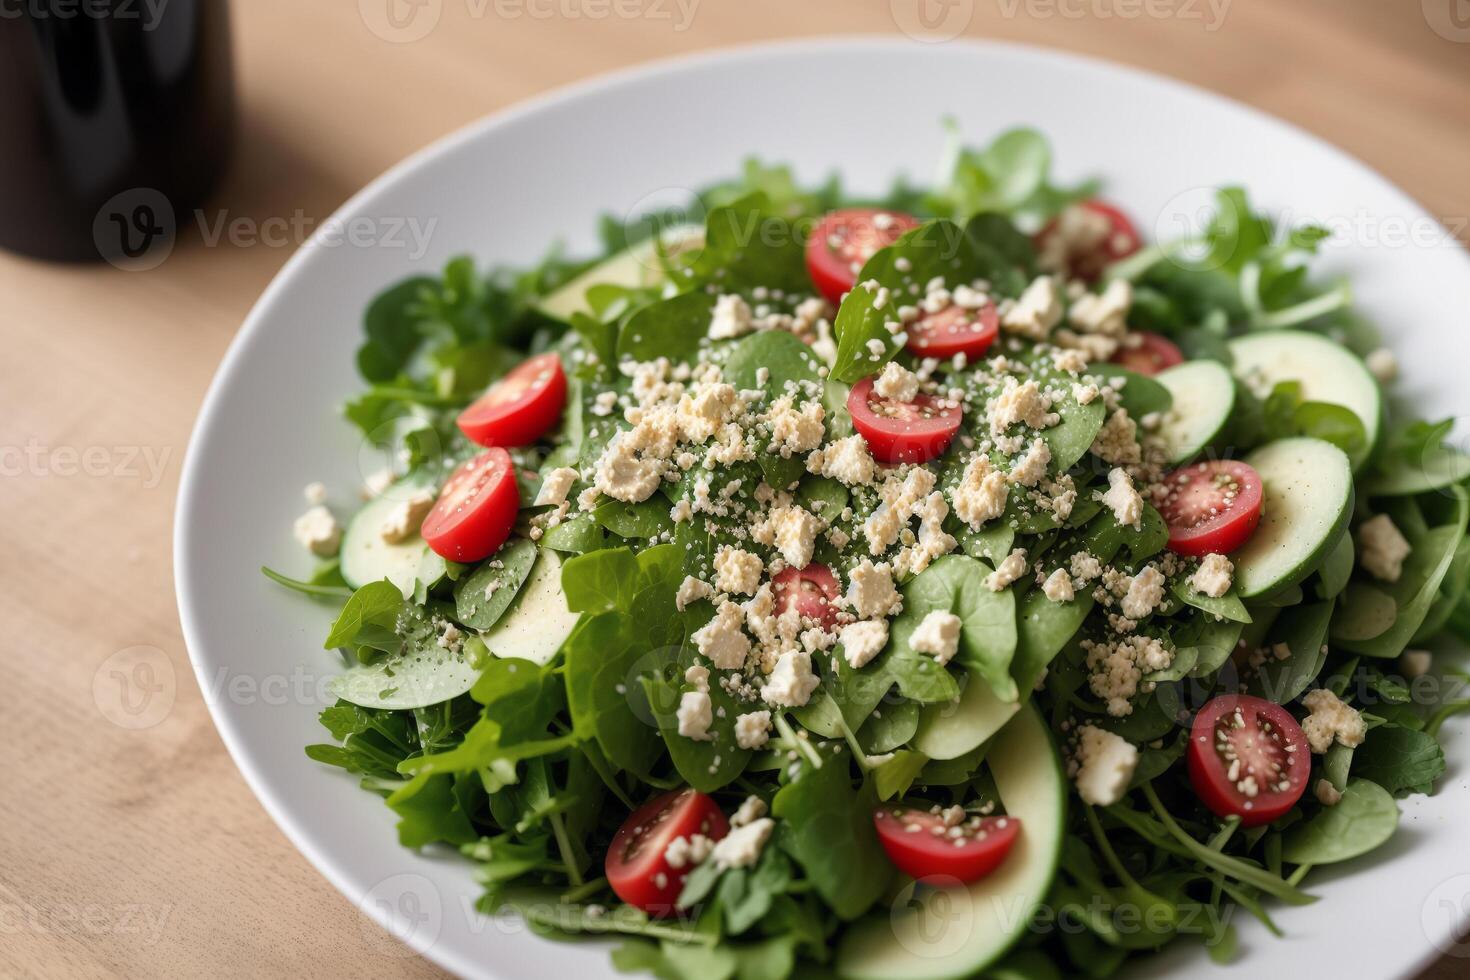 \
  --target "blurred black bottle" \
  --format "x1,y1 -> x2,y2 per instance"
0,0 -> 233,263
